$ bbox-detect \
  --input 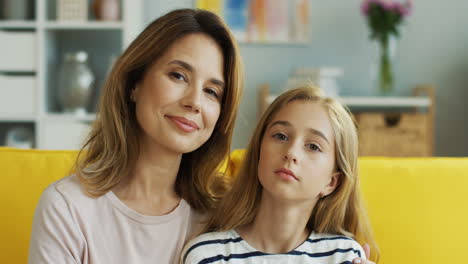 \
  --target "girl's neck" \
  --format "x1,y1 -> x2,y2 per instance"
237,191 -> 316,254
